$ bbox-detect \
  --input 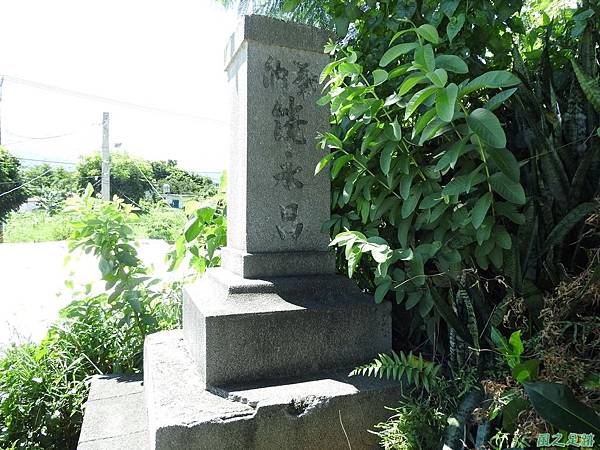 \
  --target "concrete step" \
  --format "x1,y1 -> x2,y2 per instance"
78,374 -> 148,450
